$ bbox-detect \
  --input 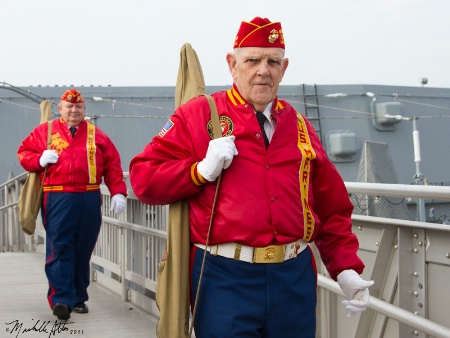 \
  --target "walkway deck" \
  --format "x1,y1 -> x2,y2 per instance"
0,252 -> 158,338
